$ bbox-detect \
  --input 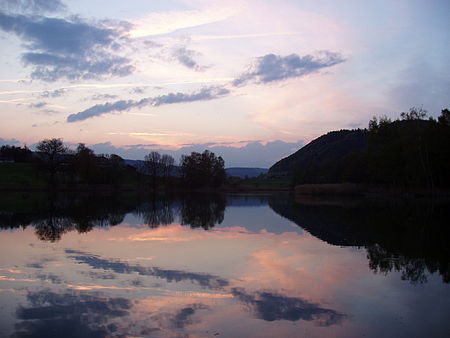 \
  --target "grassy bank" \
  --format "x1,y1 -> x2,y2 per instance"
0,163 -> 46,190
225,177 -> 293,191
